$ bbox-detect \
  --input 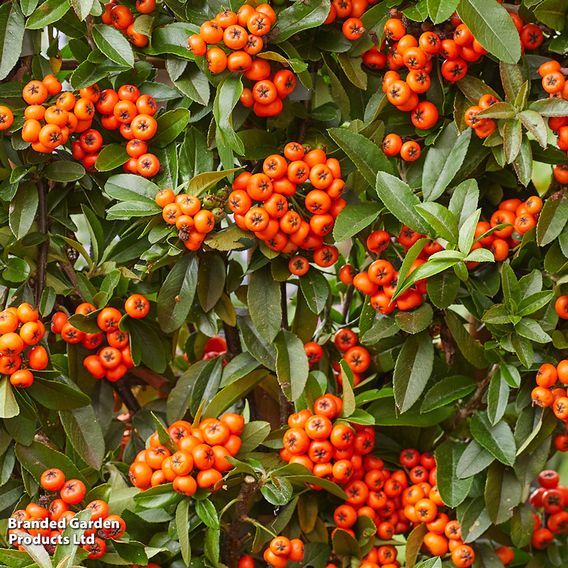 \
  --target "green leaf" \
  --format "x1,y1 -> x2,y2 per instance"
157,254 -> 198,334
105,173 -> 159,202
187,168 -> 241,197
360,316 -> 399,345
92,23 -> 134,67
529,97 -> 568,117
458,208 -> 481,254
166,359 -> 214,423
59,406 -> 105,469
154,108 -> 190,148
213,76 -> 244,160
457,75 -> 500,104
511,333 -> 534,368
239,420 -> 271,453
248,266 -> 281,343
420,375 -> 476,412
517,291 -> 554,316
477,101 -> 516,119
70,0 -> 93,20
487,372 -> 509,425
0,379 -> 18,419
427,0 -> 459,23
445,310 -> 487,368
0,3 -> 24,80
3,258 -> 30,284
9,182 -> 38,240
261,476 -> 293,506
369,396 -> 454,426
460,497 -> 492,542
375,172 -> 430,234
457,0 -> 521,64
512,136 -> 533,186
238,316 -> 276,371
275,330 -> 309,402
26,0 -> 70,28
534,0 -> 567,30
336,54 -> 368,90
195,498 -> 220,529
415,202 -> 459,243
435,441 -> 473,507
299,270 -> 329,314
502,119 -> 523,164
510,504 -> 535,548
204,370 -> 268,419
333,203 -> 382,242
95,143 -> 129,172
395,303 -> 433,334
174,67 -> 210,106
125,318 -> 168,373
274,0 -> 330,43
536,194 -> 568,246
175,500 -> 191,565
393,331 -> 434,413
456,440 -> 495,478
197,253 -> 225,312
328,127 -> 395,187
27,377 -> 90,410
484,462 -> 522,525
106,200 -> 161,219
427,271 -> 460,309
405,523 -> 428,568
44,160 -> 85,182
15,440 -> 86,482
470,412 -> 516,466
339,361 -> 356,417
515,319 -> 552,343
422,123 -> 471,201
519,110 -> 548,149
